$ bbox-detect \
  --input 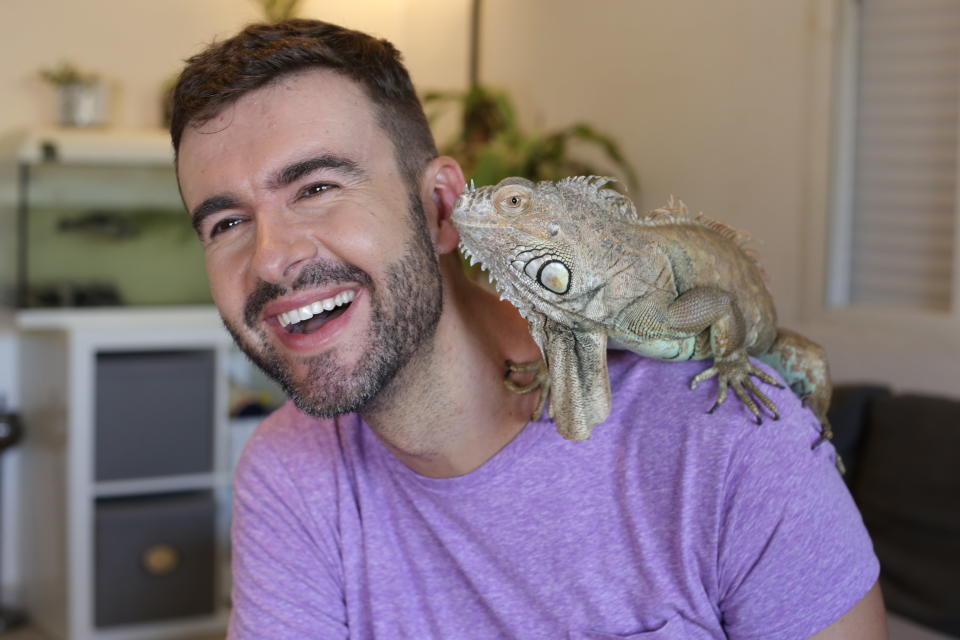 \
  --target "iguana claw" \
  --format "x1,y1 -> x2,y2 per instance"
504,359 -> 550,420
691,353 -> 781,424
